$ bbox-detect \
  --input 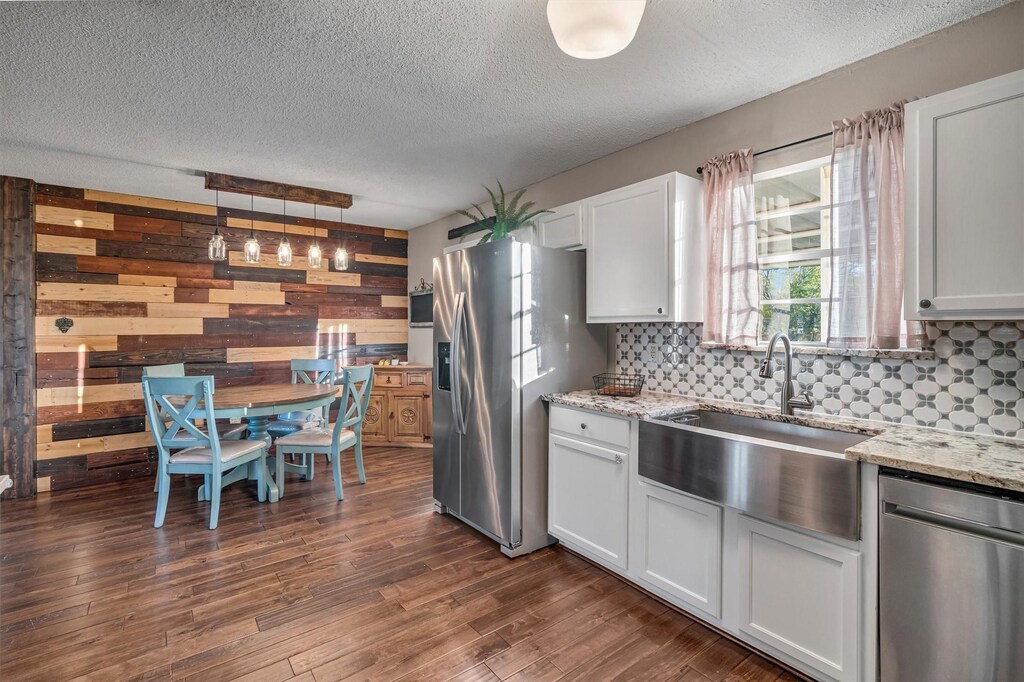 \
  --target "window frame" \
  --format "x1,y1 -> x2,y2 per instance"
754,156 -> 833,346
